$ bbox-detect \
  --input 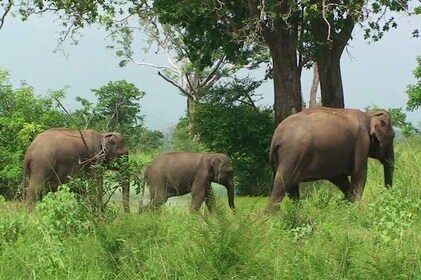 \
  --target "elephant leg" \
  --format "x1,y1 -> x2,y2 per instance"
24,186 -> 37,211
204,187 -> 215,213
286,184 -> 300,201
149,186 -> 167,209
24,174 -> 48,210
328,175 -> 353,200
190,182 -> 207,212
266,170 -> 288,212
349,155 -> 368,202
